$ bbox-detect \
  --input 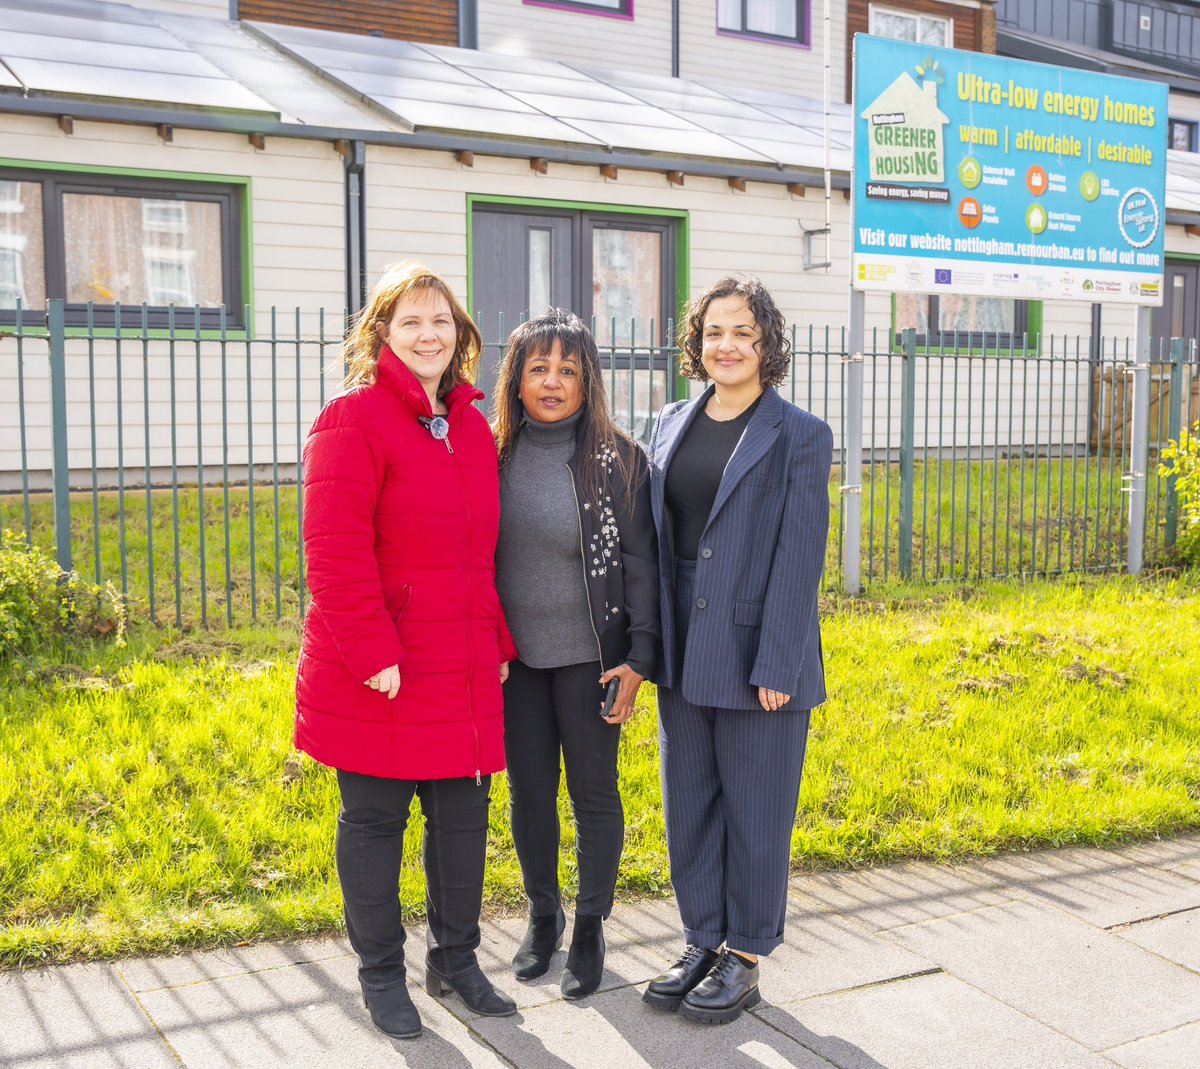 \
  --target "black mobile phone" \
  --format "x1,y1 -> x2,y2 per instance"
600,677 -> 620,719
